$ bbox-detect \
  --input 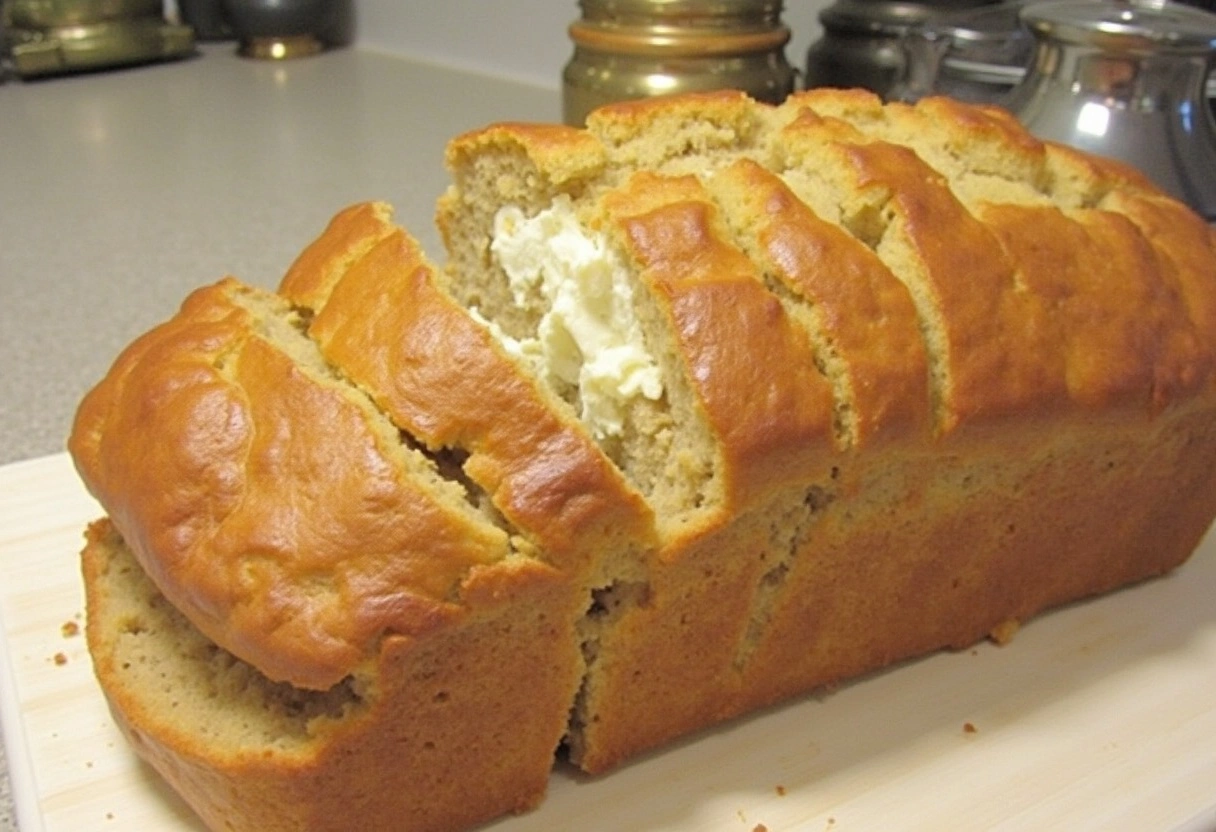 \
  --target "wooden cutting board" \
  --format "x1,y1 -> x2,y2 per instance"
3,453 -> 1216,832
